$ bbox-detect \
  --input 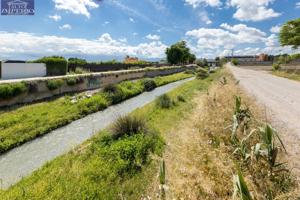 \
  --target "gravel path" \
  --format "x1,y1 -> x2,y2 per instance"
229,65 -> 300,178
